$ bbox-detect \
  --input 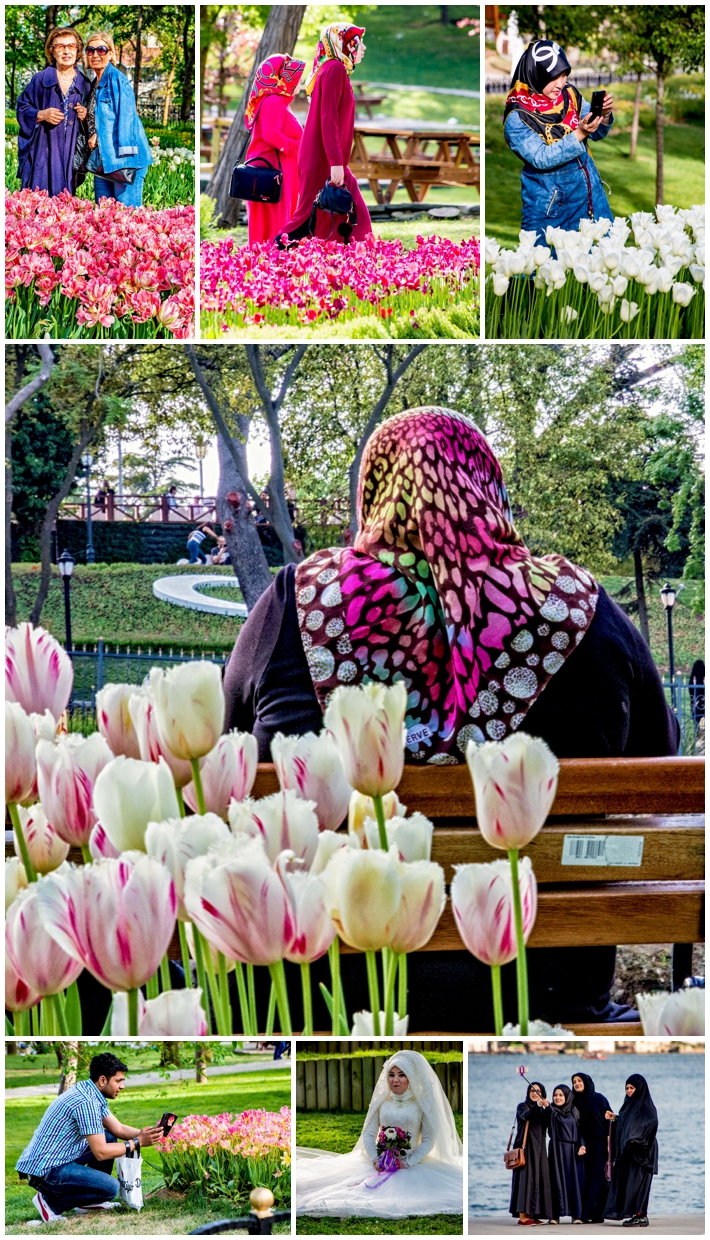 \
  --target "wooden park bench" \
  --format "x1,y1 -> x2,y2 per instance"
251,755 -> 705,1035
349,123 -> 480,203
